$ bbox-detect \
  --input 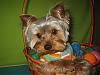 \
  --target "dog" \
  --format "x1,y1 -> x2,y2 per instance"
20,3 -> 70,56
20,3 -> 92,75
